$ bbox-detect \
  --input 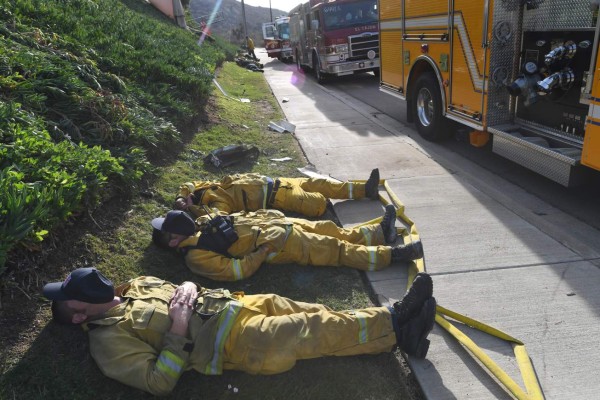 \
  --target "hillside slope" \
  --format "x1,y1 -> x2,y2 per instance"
0,0 -> 236,275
